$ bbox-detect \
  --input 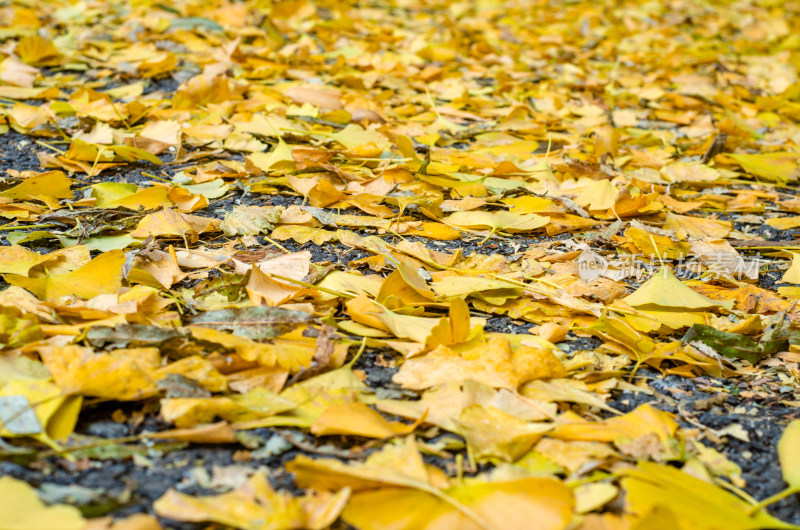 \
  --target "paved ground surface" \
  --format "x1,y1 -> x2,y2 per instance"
2,1 -> 800,528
